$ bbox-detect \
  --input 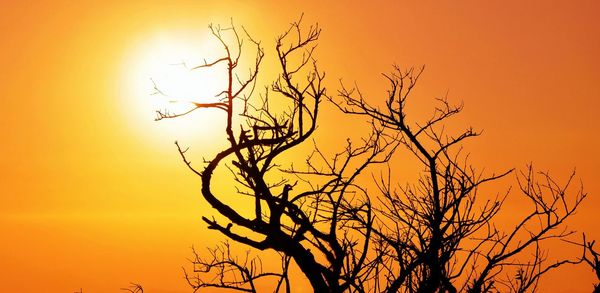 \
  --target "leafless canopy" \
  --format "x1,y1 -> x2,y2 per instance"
156,18 -> 589,293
